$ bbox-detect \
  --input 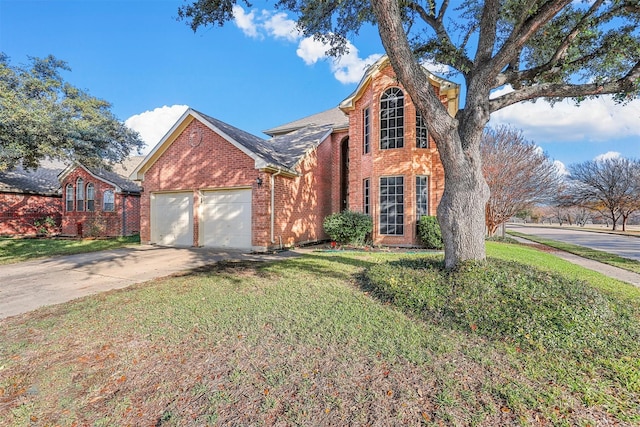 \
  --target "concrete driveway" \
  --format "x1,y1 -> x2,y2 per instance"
0,245 -> 298,319
508,224 -> 640,261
